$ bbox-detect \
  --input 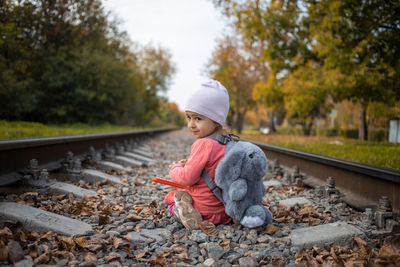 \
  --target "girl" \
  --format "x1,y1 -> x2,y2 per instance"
164,80 -> 232,230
